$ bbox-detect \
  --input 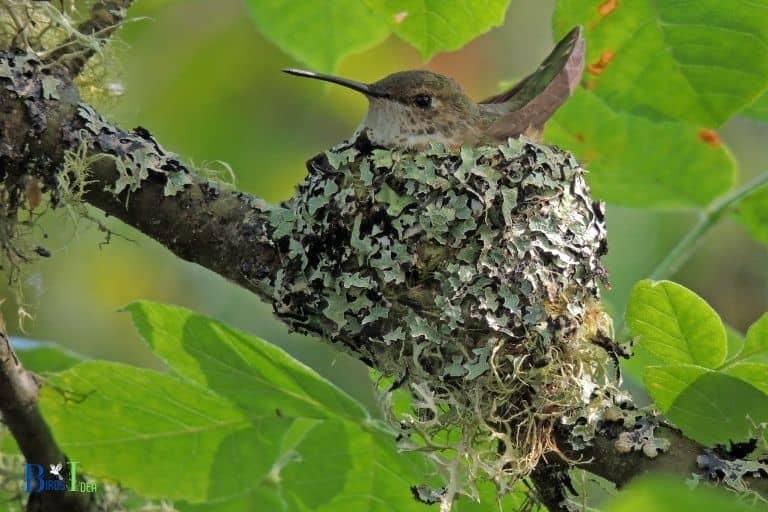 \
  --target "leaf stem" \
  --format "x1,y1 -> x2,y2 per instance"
650,172 -> 768,280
